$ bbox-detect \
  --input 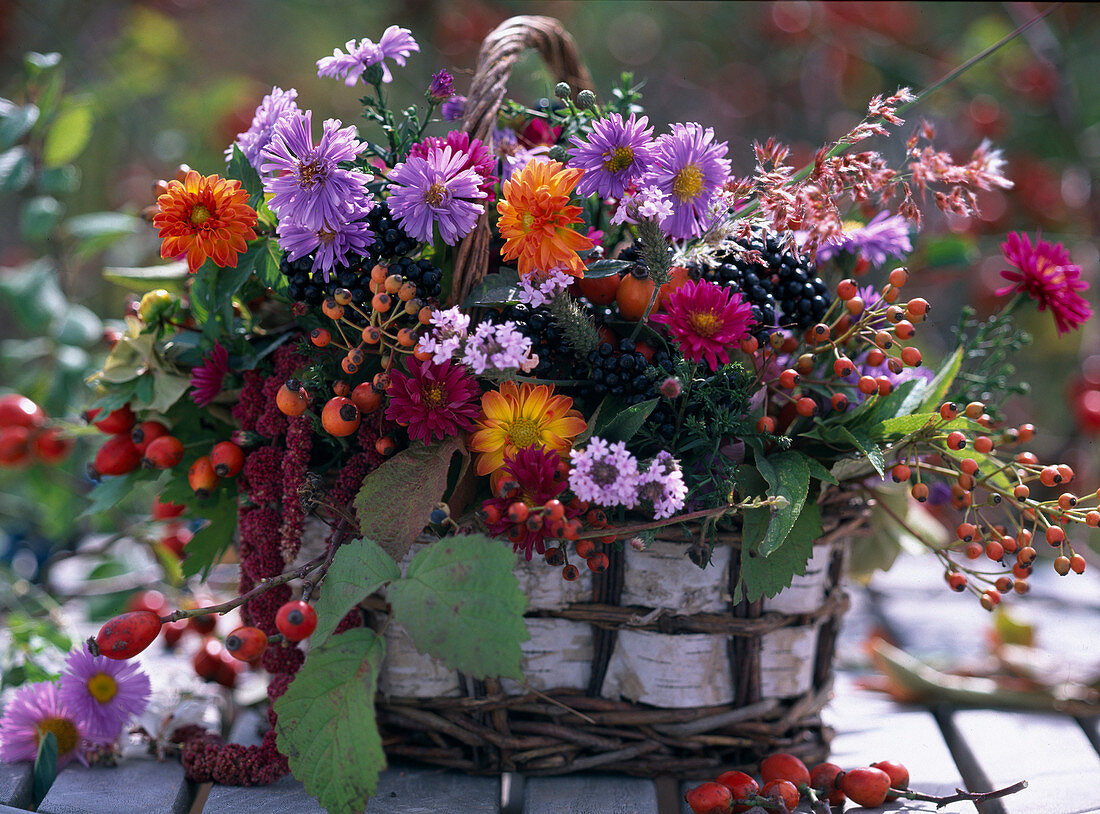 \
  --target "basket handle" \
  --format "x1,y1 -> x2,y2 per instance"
450,16 -> 594,307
